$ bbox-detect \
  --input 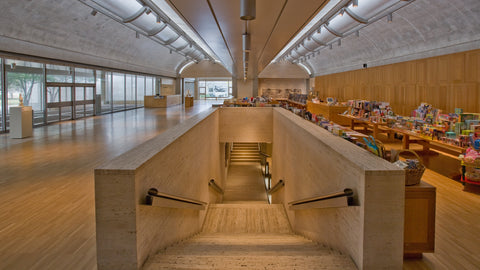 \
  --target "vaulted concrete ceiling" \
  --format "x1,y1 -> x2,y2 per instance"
0,0 -> 479,79
167,0 -> 329,78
